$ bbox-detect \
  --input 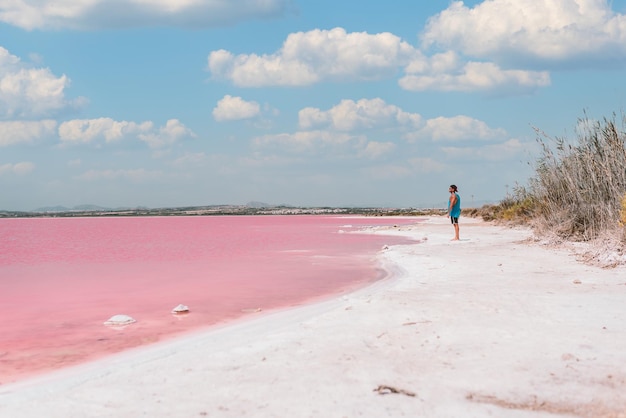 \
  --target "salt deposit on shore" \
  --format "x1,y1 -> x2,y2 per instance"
1,216 -> 625,417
